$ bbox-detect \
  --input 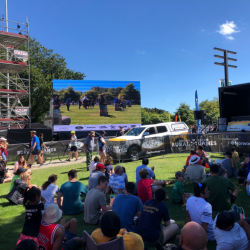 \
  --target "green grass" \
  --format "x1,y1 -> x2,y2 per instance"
1,153 -> 249,249
60,104 -> 141,125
